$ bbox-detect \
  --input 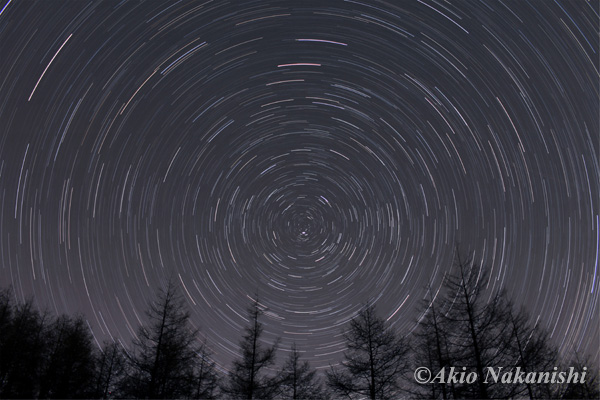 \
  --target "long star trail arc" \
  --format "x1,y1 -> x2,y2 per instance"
0,0 -> 597,371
